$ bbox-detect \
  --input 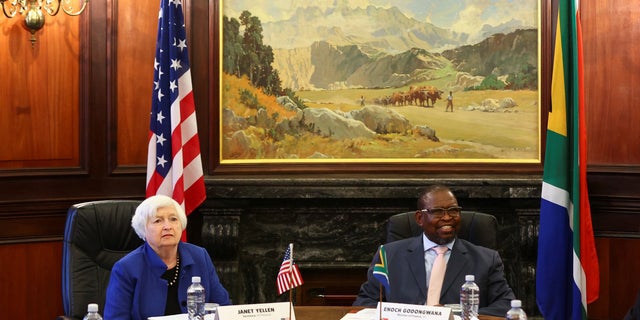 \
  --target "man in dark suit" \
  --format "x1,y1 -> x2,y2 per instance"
624,288 -> 640,320
353,185 -> 515,317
